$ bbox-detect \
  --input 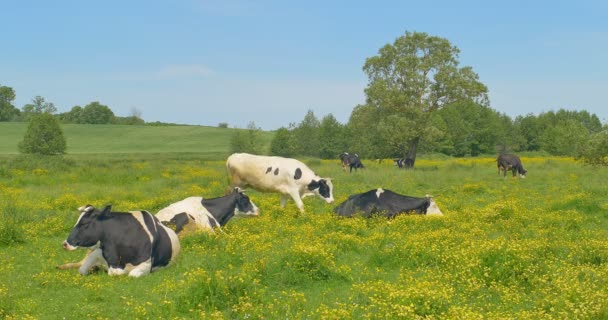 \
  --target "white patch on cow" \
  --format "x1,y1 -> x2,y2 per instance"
156,197 -> 217,231
78,248 -> 107,275
426,198 -> 443,216
127,259 -> 153,277
520,175 -> 526,179
129,211 -> 155,244
376,188 -> 384,198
